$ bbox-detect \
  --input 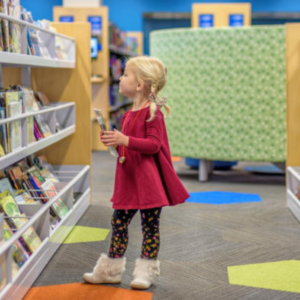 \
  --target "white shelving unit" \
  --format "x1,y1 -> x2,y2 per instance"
0,16 -> 91,300
287,167 -> 300,222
